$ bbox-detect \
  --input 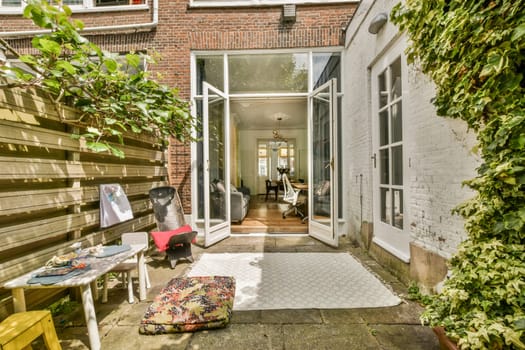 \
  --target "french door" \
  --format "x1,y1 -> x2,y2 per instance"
308,79 -> 338,247
202,82 -> 231,247
371,41 -> 410,262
